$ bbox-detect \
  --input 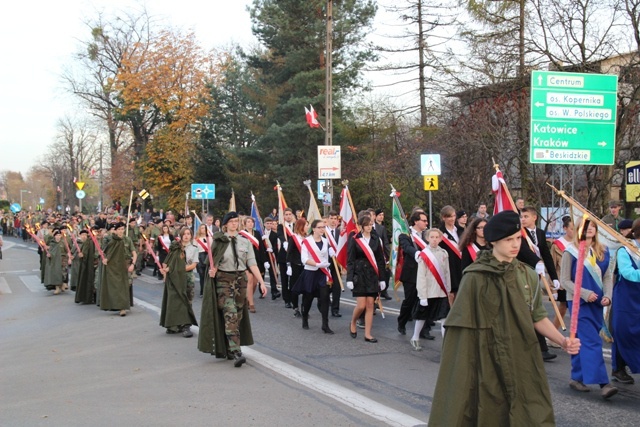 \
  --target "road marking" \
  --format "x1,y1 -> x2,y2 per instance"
19,275 -> 45,292
0,270 -> 28,274
132,296 -> 426,426
135,275 -> 165,284
0,277 -> 11,294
